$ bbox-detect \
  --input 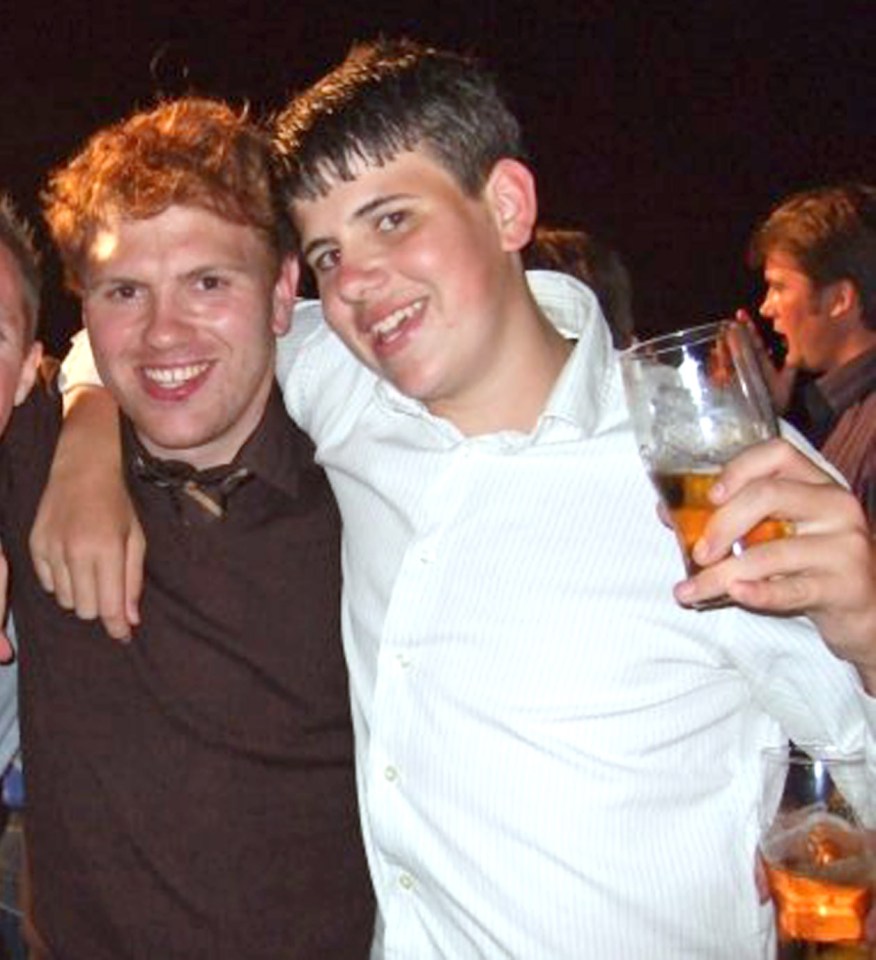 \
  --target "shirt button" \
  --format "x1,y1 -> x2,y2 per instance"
384,766 -> 398,782
396,653 -> 411,668
399,873 -> 414,890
